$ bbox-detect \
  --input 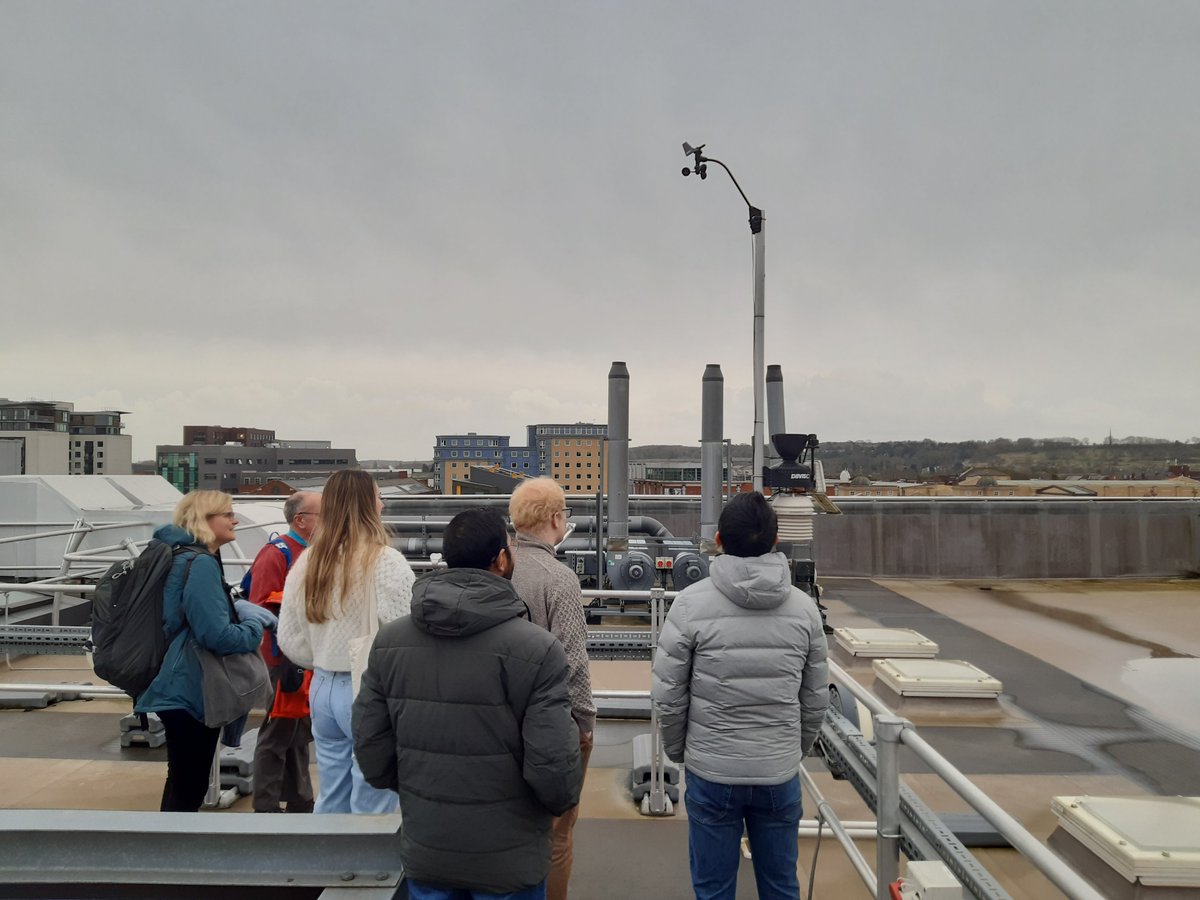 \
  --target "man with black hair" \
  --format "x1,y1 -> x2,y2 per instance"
353,507 -> 582,900
652,491 -> 830,900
